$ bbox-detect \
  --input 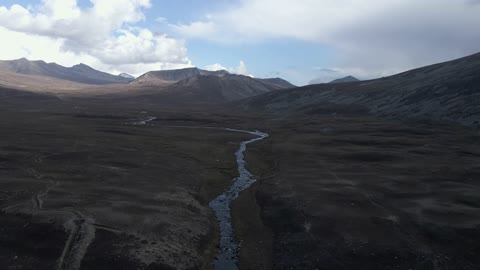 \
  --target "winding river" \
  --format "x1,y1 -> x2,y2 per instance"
150,123 -> 270,269
4,117 -> 268,270
209,128 -> 269,270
